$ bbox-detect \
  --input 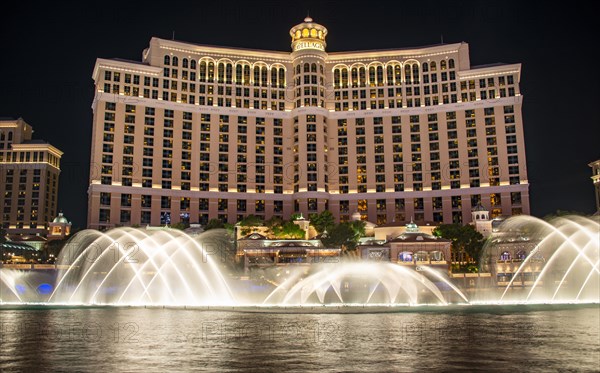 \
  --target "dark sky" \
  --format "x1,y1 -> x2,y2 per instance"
1,1 -> 598,228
